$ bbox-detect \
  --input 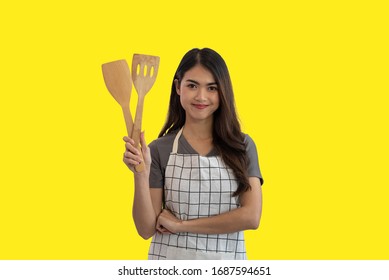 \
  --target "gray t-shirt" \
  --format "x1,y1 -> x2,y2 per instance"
149,130 -> 263,188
